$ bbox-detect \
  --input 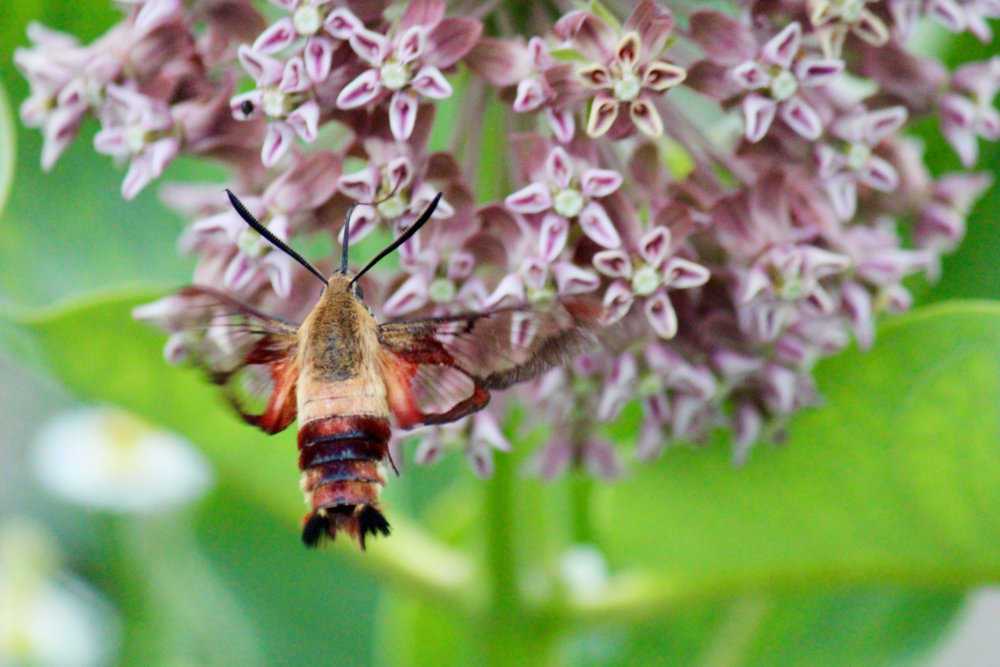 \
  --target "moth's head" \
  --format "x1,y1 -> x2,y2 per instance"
328,271 -> 364,302
224,189 -> 442,307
